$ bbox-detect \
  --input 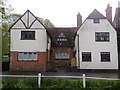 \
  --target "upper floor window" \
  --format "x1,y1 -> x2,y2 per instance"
56,38 -> 68,46
82,52 -> 91,62
101,52 -> 110,62
93,19 -> 100,23
56,33 -> 68,46
95,32 -> 109,42
55,52 -> 69,59
21,31 -> 35,40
